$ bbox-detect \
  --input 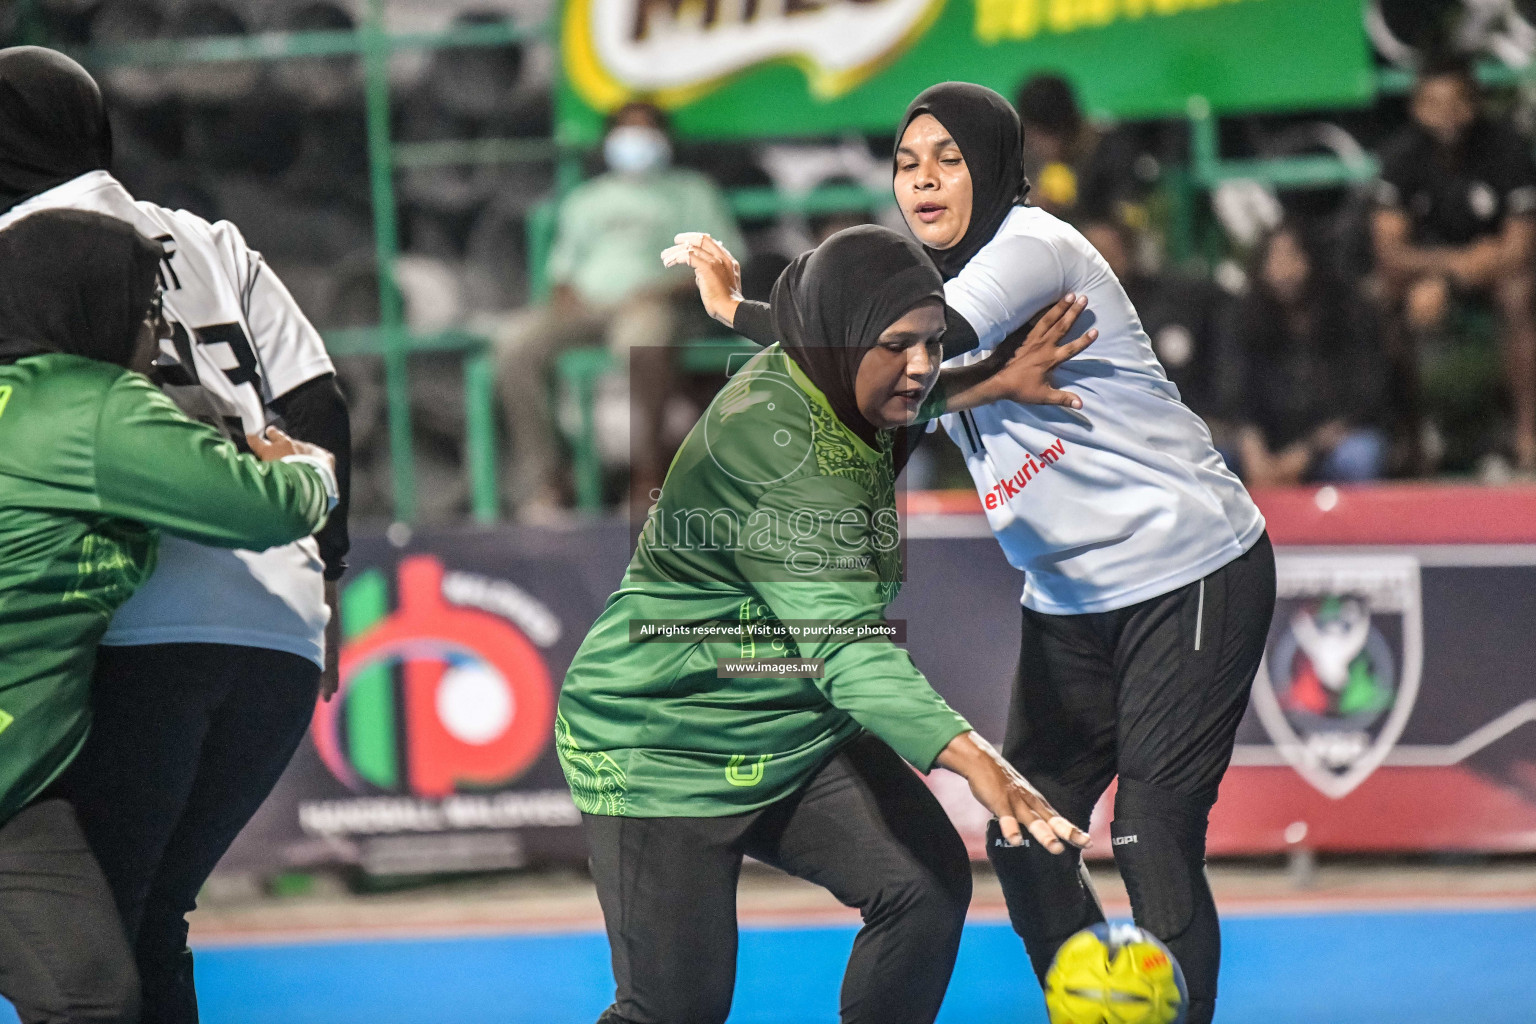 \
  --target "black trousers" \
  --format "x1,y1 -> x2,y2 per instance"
0,799 -> 138,1024
55,643 -> 320,1024
990,534 -> 1276,1024
584,733 -> 973,1024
